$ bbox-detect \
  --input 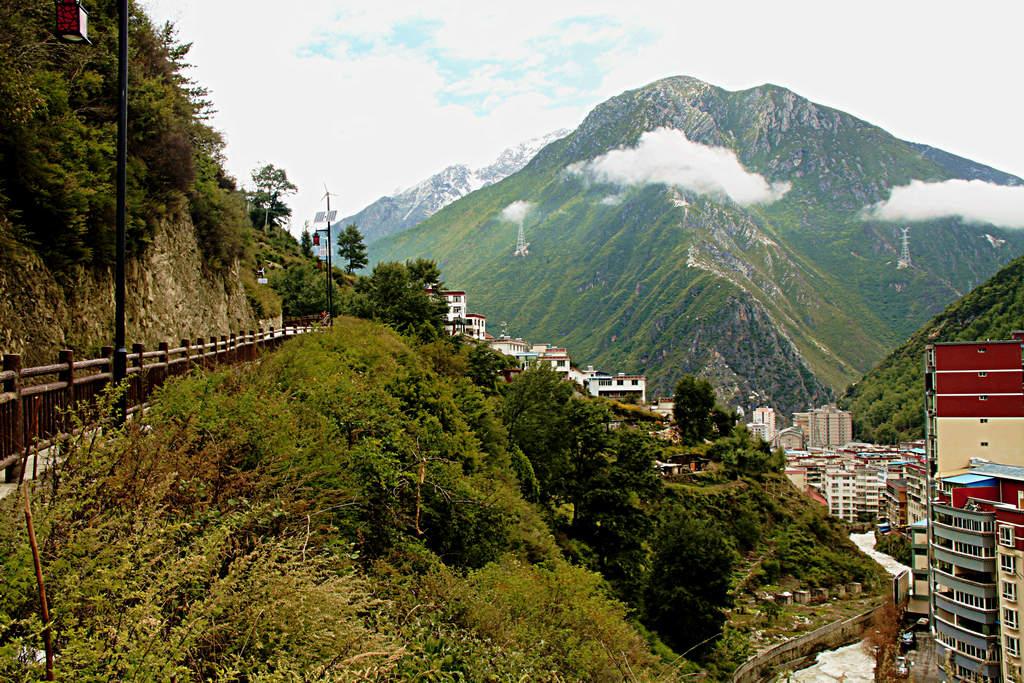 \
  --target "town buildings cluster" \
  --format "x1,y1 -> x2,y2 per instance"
436,288 -> 647,403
